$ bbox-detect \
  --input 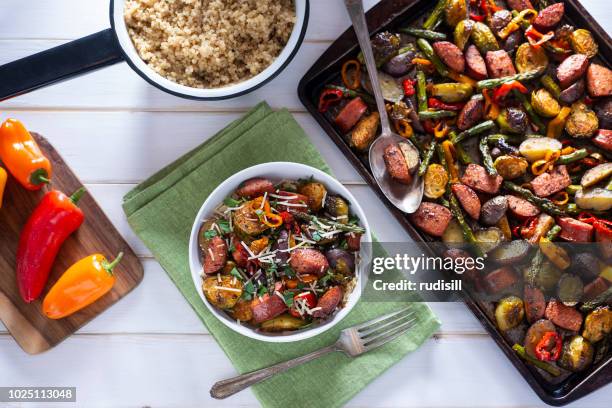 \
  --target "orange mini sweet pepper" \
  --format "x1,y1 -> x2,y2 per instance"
0,166 -> 7,209
0,119 -> 52,190
42,252 -> 123,319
